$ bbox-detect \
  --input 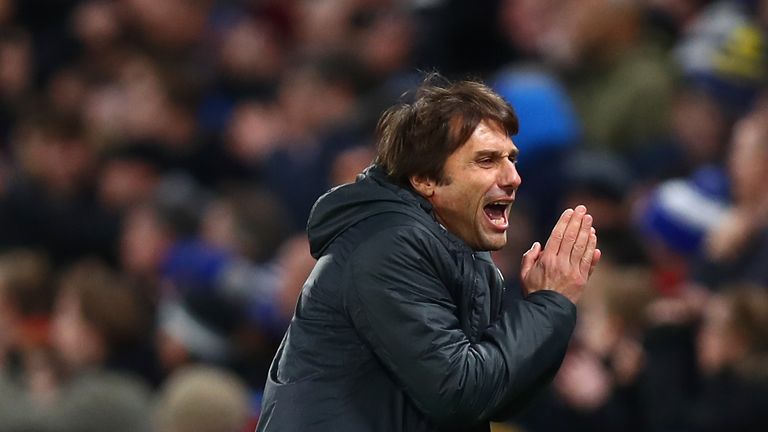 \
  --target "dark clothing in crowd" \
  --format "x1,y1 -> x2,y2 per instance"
518,383 -> 645,432
257,166 -> 576,431
684,370 -> 768,432
0,178 -> 119,265
692,227 -> 768,290
642,324 -> 768,432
